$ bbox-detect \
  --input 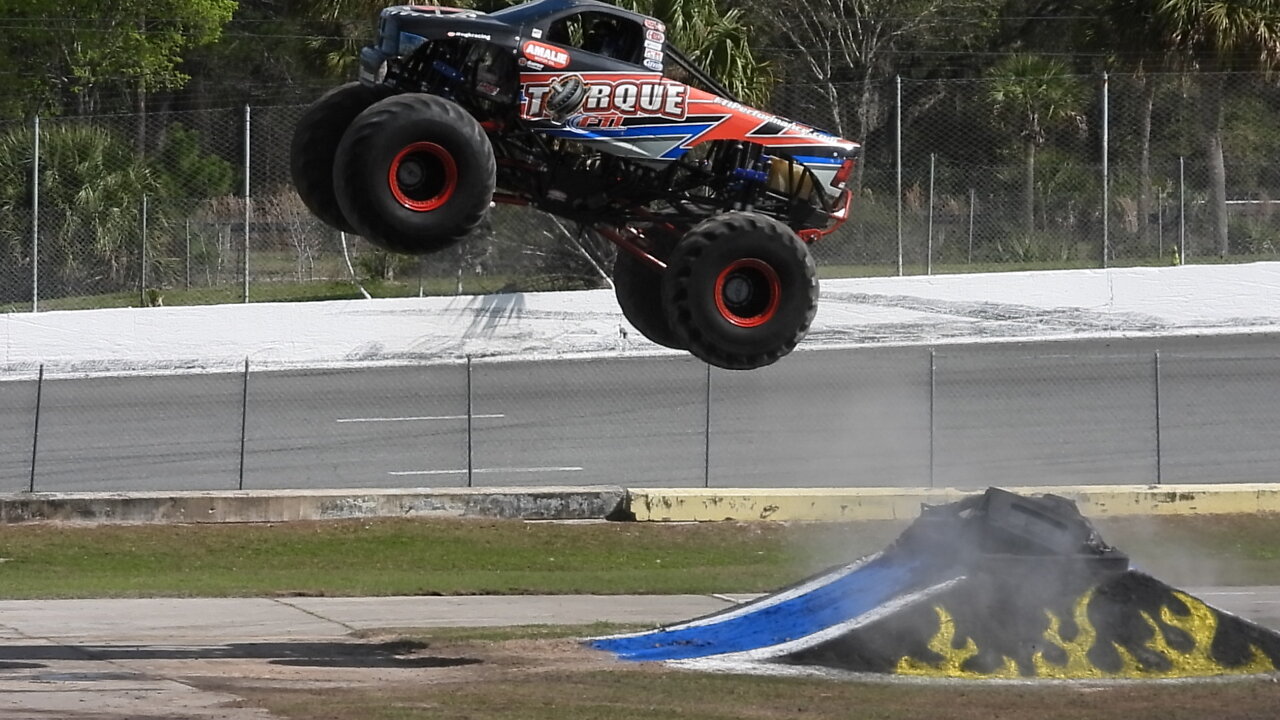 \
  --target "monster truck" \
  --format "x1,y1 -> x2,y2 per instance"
291,0 -> 859,370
